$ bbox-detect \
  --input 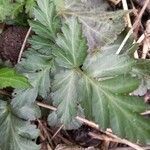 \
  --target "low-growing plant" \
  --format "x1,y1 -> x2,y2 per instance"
0,0 -> 36,23
0,0 -> 150,149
